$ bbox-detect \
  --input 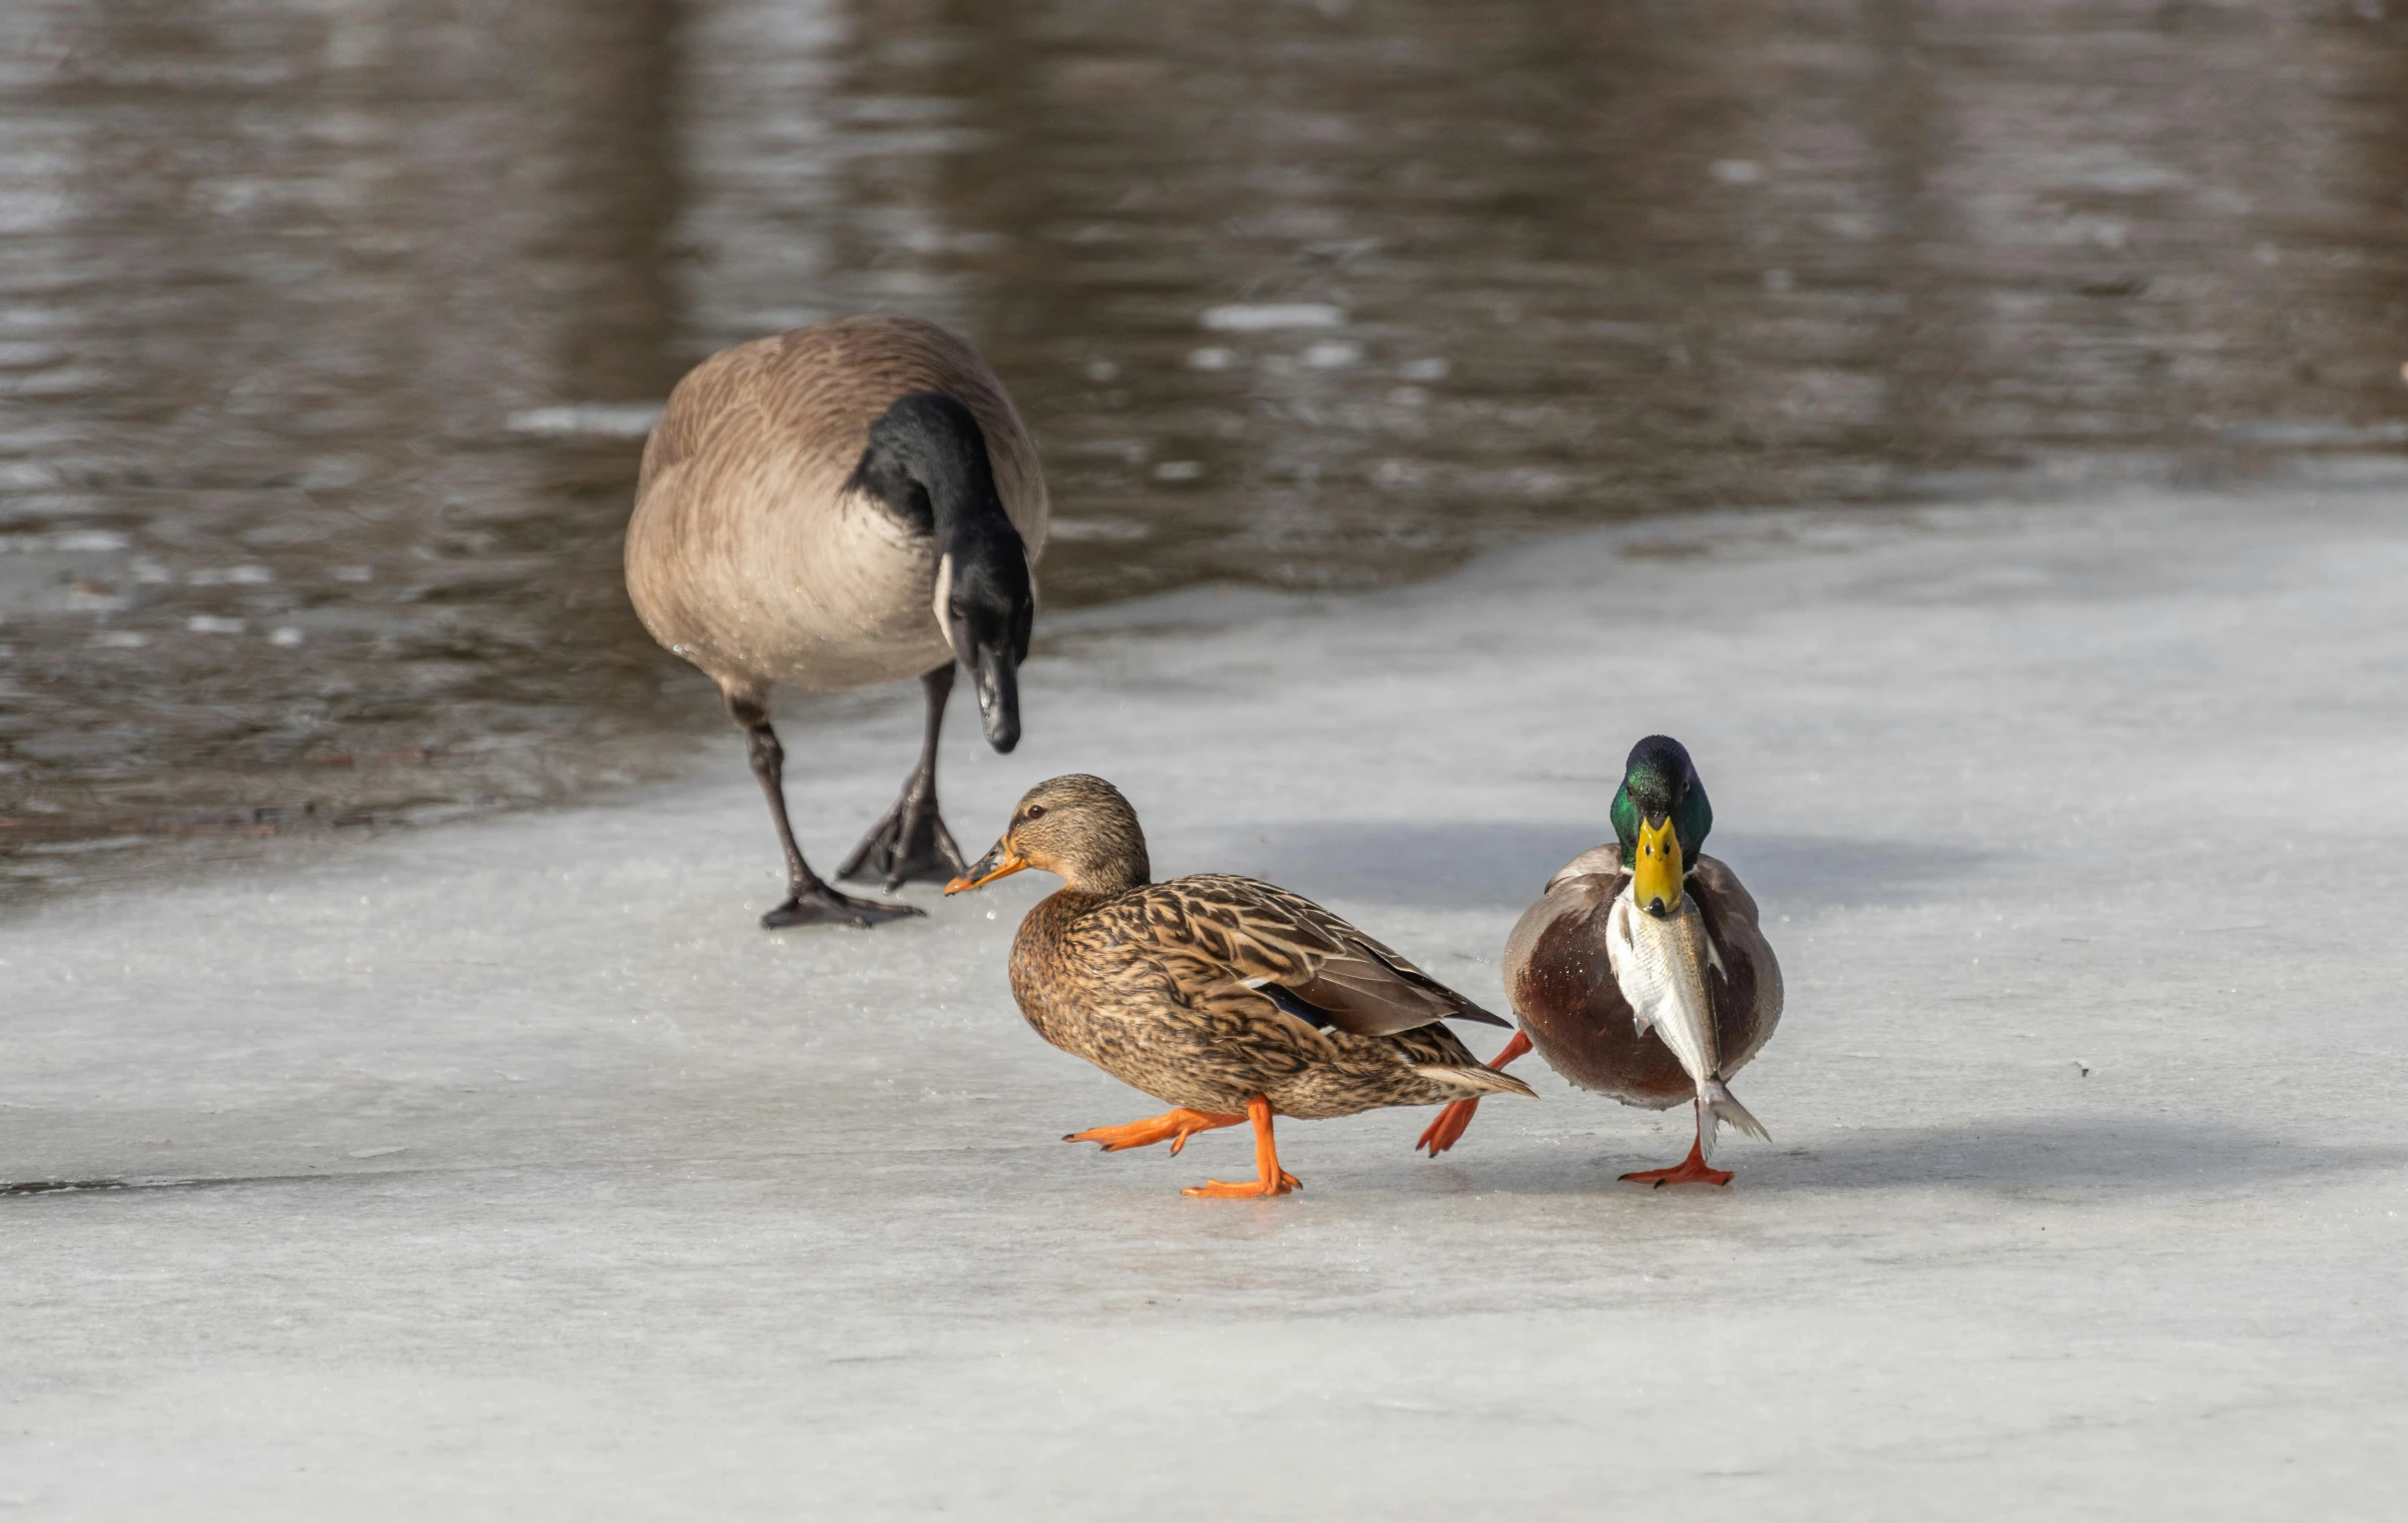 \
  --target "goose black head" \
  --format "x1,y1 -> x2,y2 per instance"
1609,734 -> 1712,916
933,527 -> 1033,754
850,389 -> 1037,753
